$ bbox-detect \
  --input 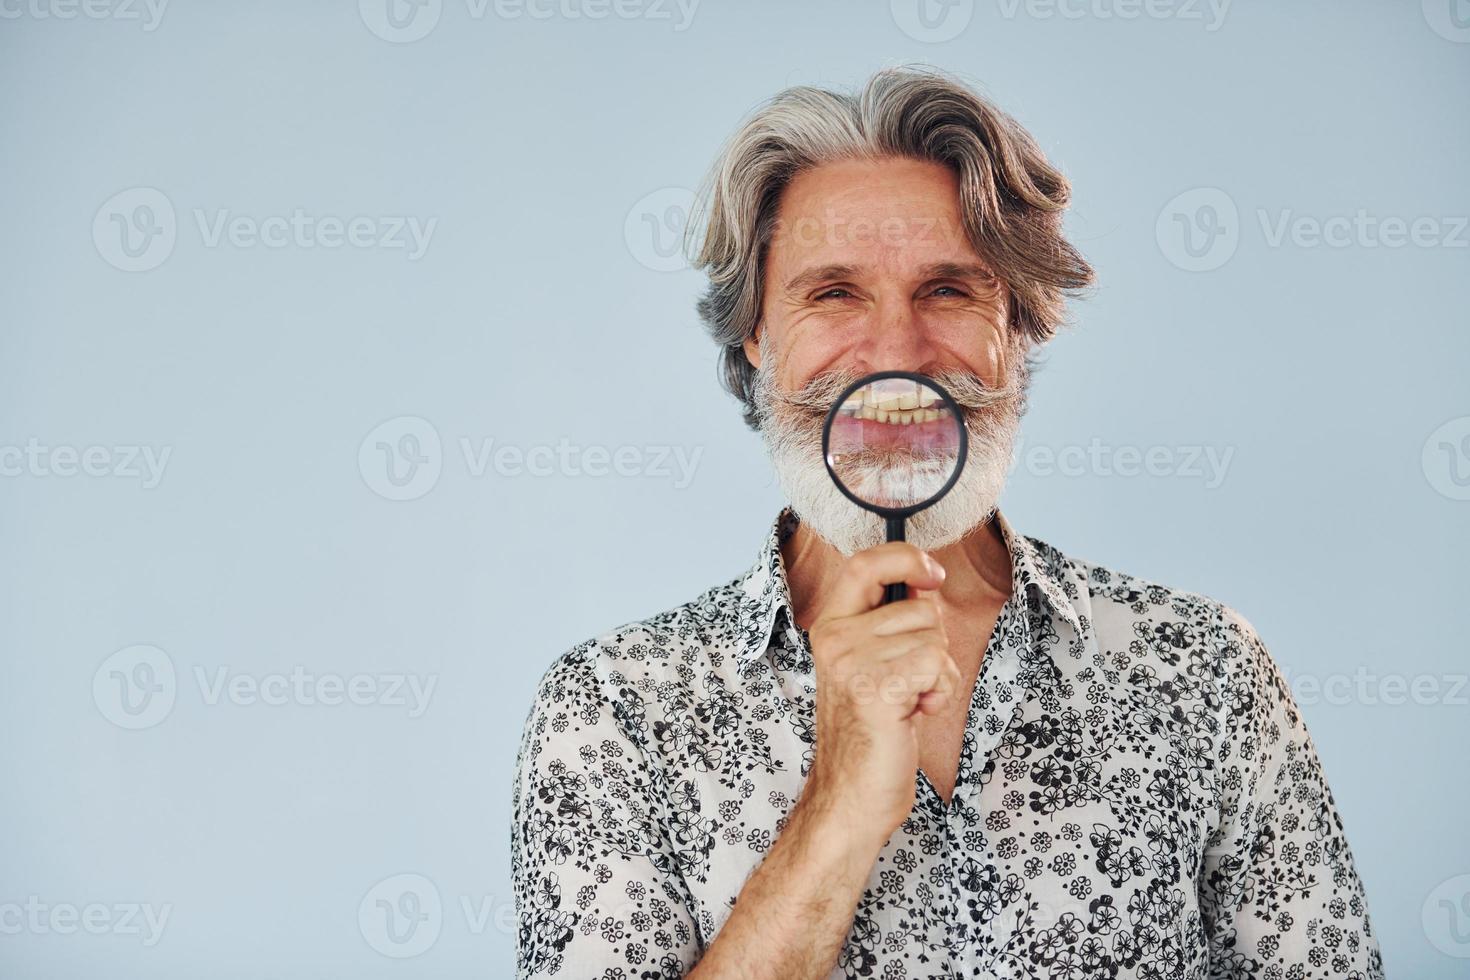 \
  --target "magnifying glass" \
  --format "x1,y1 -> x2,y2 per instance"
822,370 -> 969,605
